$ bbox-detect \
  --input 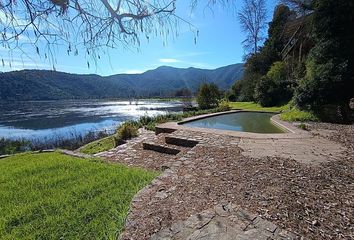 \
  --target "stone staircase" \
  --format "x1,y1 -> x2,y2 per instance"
142,133 -> 199,155
96,129 -> 201,171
